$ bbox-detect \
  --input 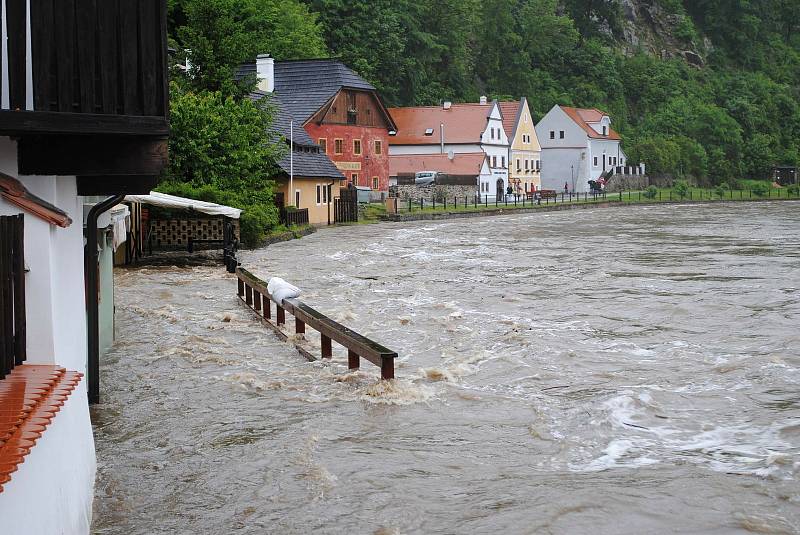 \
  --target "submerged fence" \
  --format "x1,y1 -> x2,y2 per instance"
391,187 -> 800,214
236,268 -> 398,380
